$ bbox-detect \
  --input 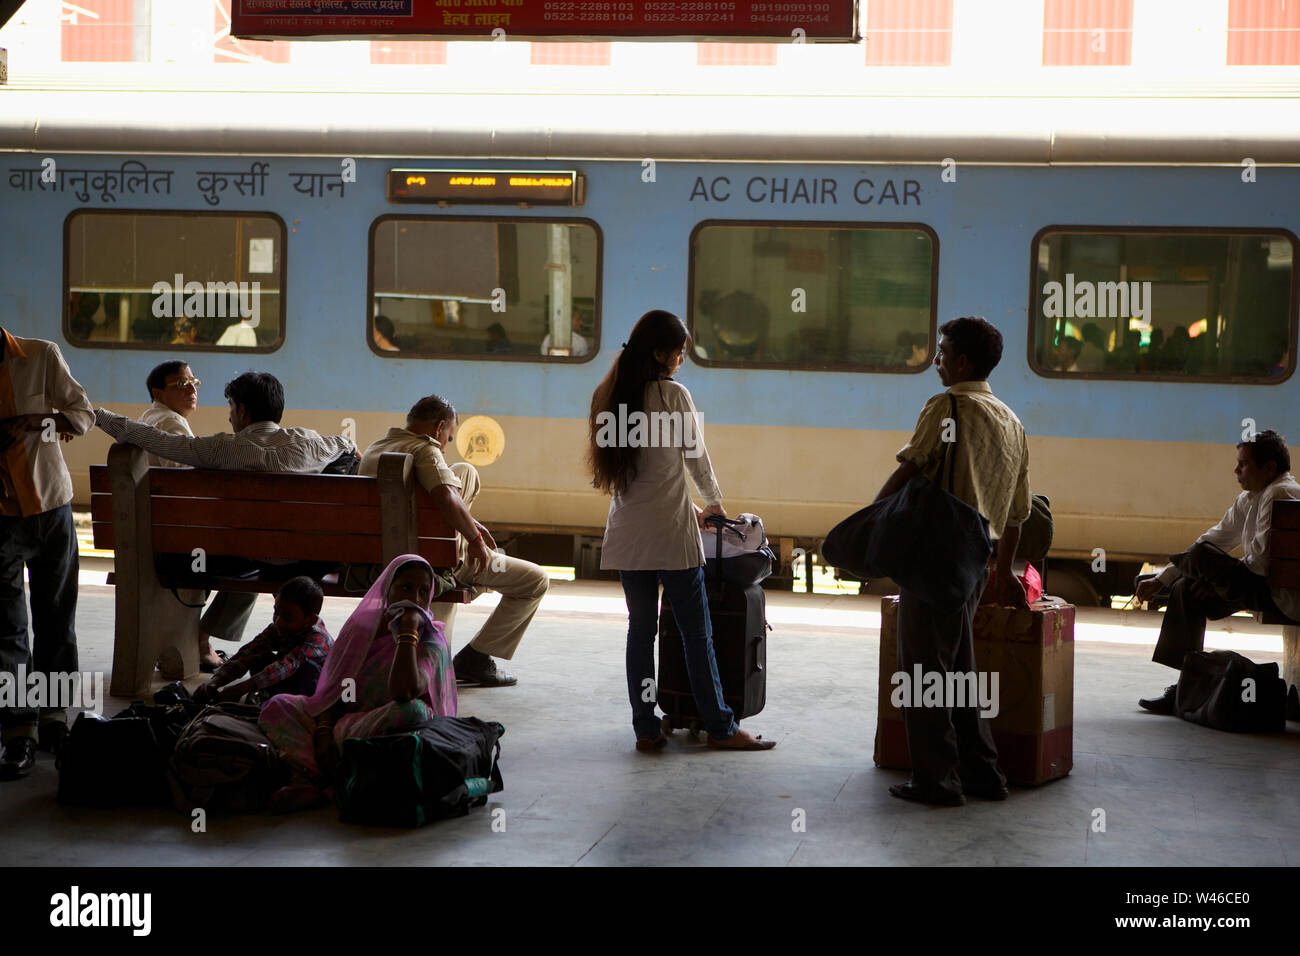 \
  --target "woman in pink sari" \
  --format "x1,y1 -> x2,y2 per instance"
259,555 -> 457,812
